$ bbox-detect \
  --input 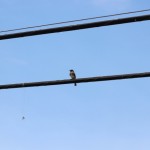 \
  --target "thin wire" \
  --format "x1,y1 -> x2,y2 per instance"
0,8 -> 150,33
1,14 -> 149,40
